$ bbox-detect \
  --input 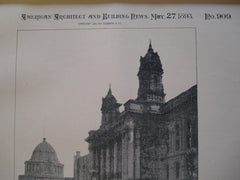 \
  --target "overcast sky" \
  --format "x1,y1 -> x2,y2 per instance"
15,28 -> 196,177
